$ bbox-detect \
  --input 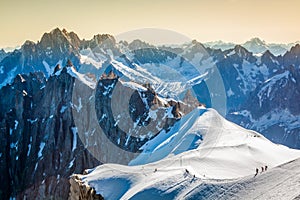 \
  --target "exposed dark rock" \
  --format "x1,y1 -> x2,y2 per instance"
69,175 -> 104,200
94,76 -> 194,154
0,69 -> 100,199
54,64 -> 62,74
282,44 -> 300,68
